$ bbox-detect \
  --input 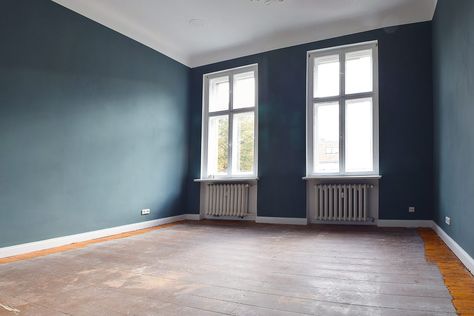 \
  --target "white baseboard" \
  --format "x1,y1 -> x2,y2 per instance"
256,216 -> 308,225
377,220 -> 433,228
0,214 -> 198,259
432,222 -> 474,274
311,219 -> 377,225
203,215 -> 256,221
184,214 -> 201,221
